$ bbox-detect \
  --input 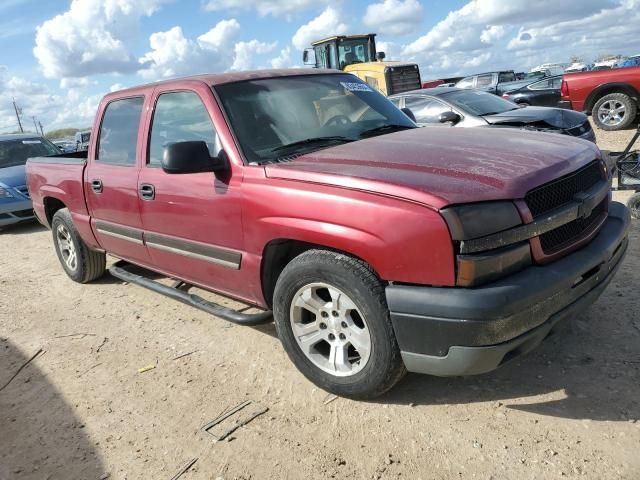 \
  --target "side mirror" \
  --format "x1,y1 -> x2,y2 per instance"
439,111 -> 461,124
376,51 -> 386,61
303,48 -> 316,67
162,141 -> 228,174
401,107 -> 416,123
